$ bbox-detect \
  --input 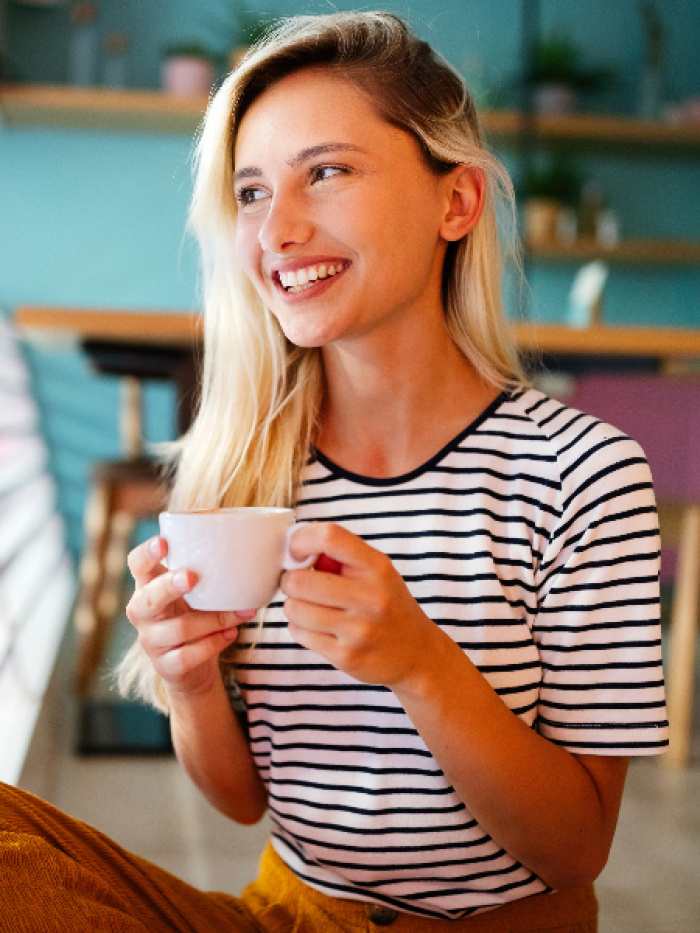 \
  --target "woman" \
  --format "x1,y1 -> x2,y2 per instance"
1,12 -> 667,932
